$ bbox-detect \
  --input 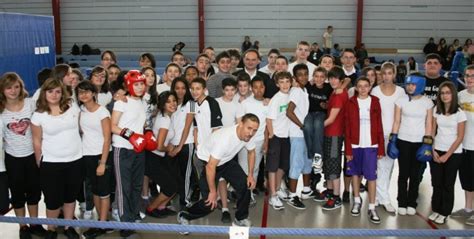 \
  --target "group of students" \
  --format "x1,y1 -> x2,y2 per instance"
0,40 -> 472,239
